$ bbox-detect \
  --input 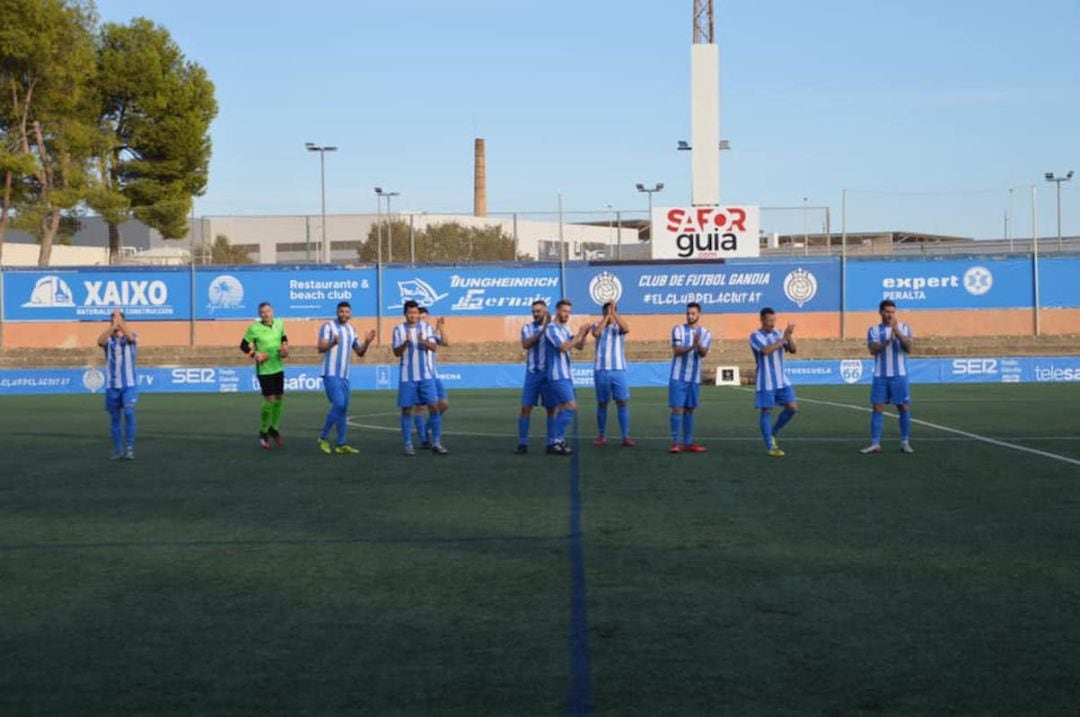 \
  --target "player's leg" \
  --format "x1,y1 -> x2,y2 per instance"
332,379 -> 356,452
613,373 -> 632,445
418,380 -> 447,453
257,375 -> 274,447
594,370 -> 611,445
772,387 -> 798,440
895,377 -> 914,453
542,381 -> 558,451
431,380 -> 448,445
106,390 -> 123,459
862,379 -> 887,453
757,397 -> 774,449
668,379 -> 685,452
319,377 -> 339,453
122,389 -> 137,460
551,381 -> 577,454
518,374 -> 541,451
268,372 -> 285,444
399,382 -> 419,454
413,403 -> 426,446
682,384 -> 705,451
